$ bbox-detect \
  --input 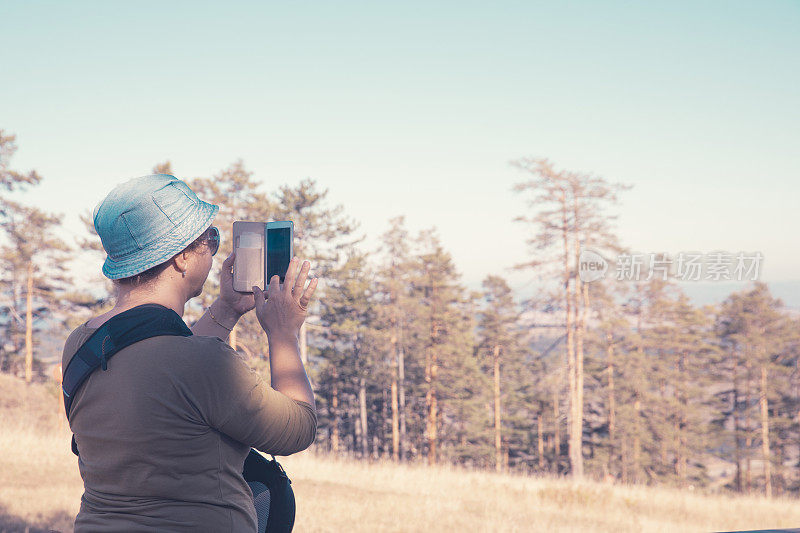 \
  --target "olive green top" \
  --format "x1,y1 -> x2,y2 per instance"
62,322 -> 316,532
